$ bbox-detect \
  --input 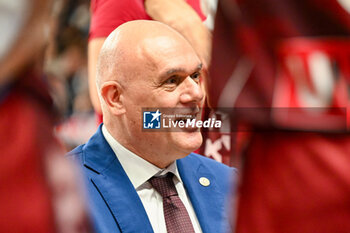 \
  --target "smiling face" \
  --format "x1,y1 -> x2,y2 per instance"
99,21 -> 204,168
123,34 -> 204,167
